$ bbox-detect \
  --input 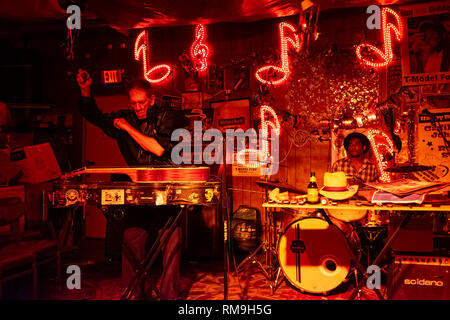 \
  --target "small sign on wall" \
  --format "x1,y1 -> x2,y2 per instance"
232,163 -> 261,176
101,69 -> 125,84
231,152 -> 263,177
